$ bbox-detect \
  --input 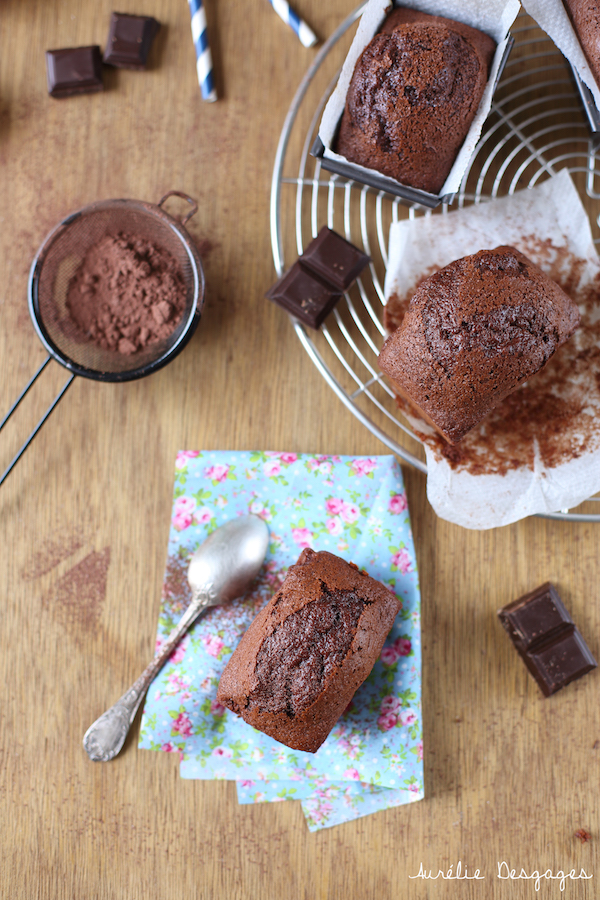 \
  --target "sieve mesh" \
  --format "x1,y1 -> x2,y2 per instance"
29,197 -> 204,381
